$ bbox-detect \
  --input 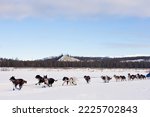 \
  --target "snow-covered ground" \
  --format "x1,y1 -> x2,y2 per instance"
0,68 -> 150,100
